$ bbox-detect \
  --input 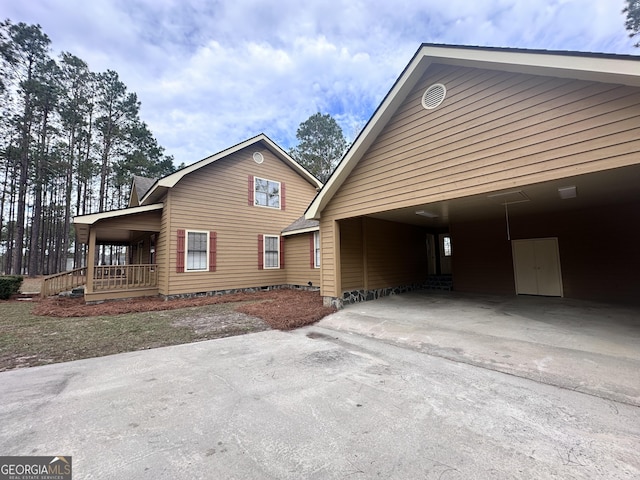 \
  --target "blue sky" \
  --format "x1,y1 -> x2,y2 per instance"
3,0 -> 637,165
